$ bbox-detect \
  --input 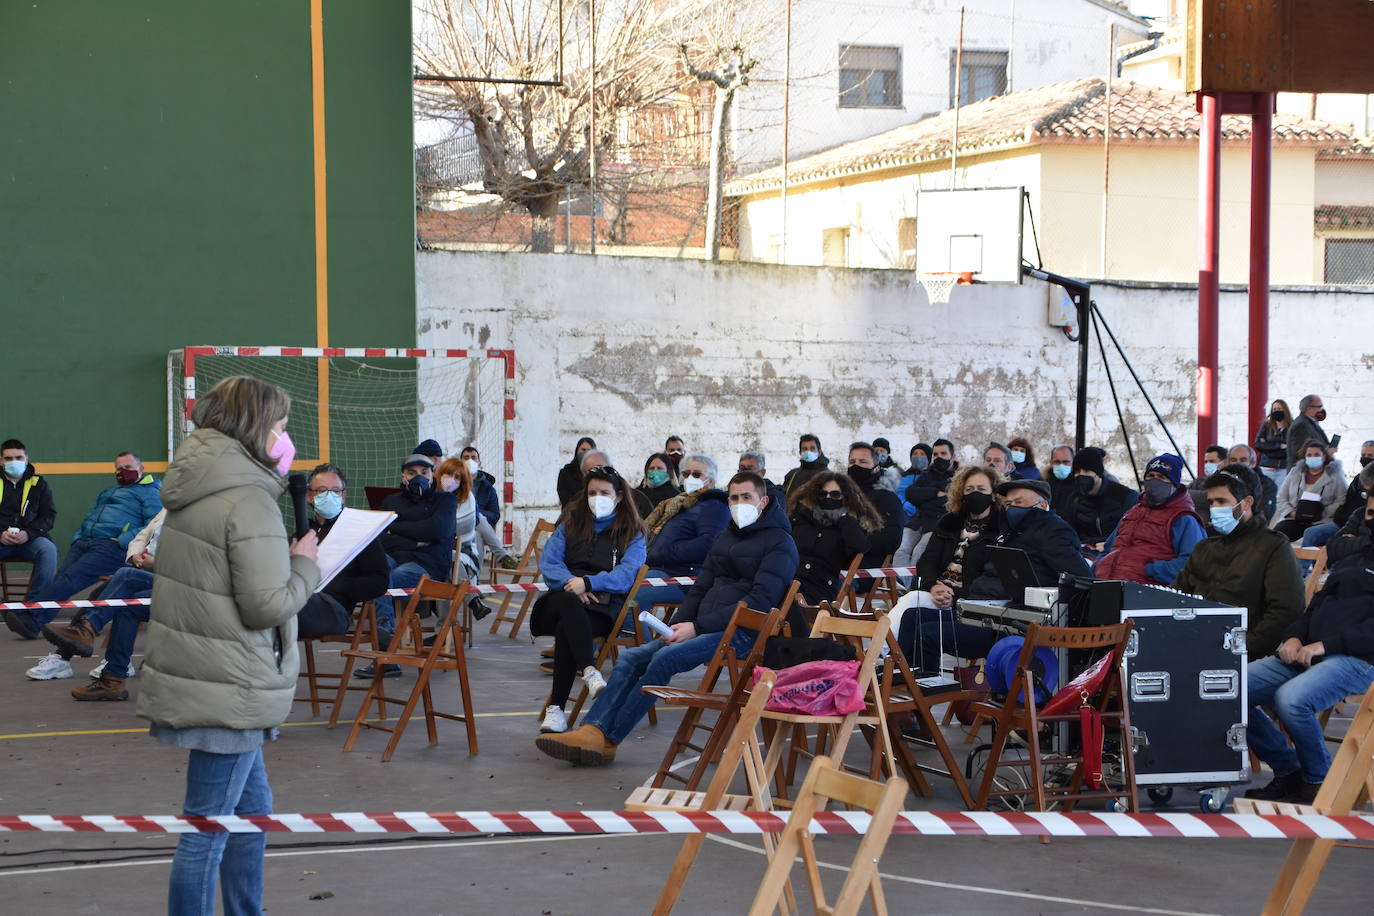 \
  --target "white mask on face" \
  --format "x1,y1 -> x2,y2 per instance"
588,494 -> 615,519
682,476 -> 705,493
465,458 -> 480,475
731,502 -> 760,528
